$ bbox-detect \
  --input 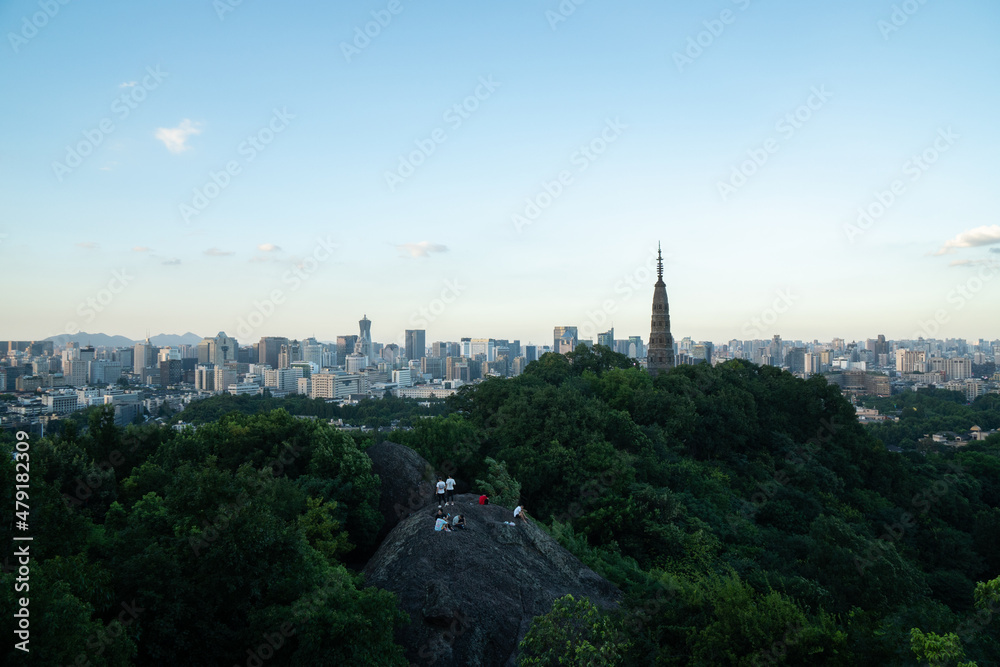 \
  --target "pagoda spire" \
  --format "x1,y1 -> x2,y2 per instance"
647,241 -> 675,377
